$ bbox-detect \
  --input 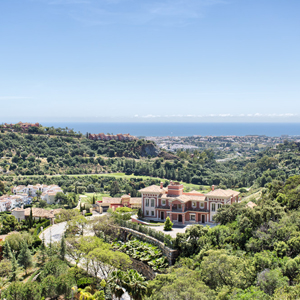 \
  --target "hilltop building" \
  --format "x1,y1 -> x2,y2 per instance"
2,122 -> 40,131
88,133 -> 137,141
139,182 -> 240,224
